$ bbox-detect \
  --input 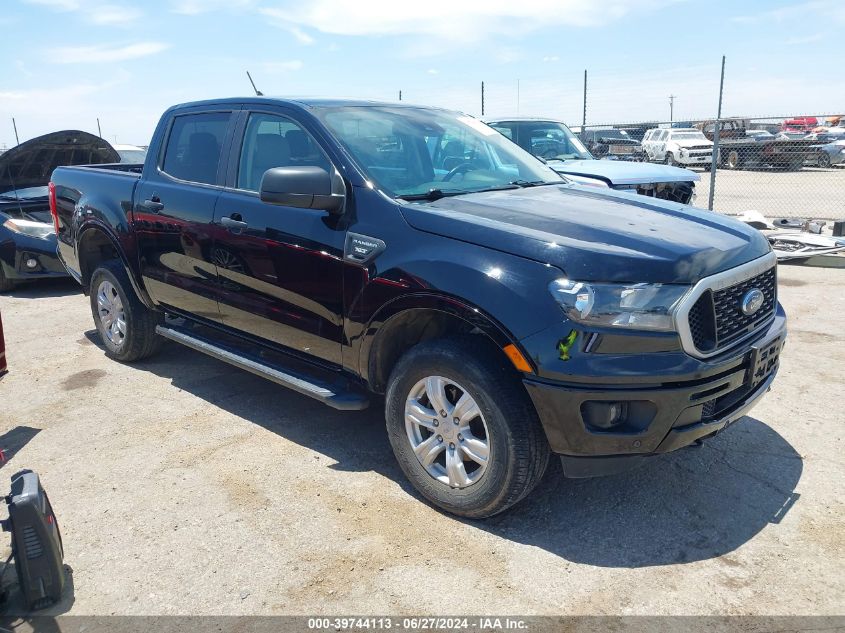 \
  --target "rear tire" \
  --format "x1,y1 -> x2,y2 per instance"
725,150 -> 741,170
385,337 -> 550,518
89,260 -> 161,362
818,152 -> 831,168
